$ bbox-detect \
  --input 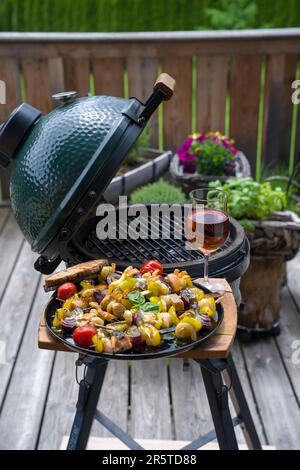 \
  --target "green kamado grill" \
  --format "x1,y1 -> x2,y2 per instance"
0,73 -> 175,273
0,72 -> 250,310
